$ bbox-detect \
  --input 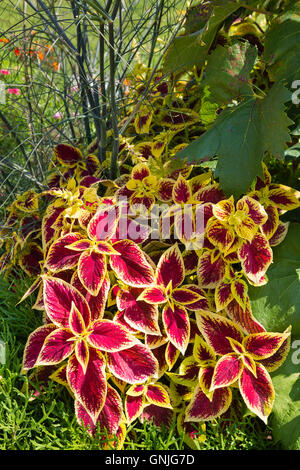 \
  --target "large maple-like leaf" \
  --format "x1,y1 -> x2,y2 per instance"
177,84 -> 293,197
